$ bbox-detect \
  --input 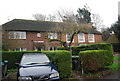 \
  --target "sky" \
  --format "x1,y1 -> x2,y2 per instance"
0,0 -> 119,28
